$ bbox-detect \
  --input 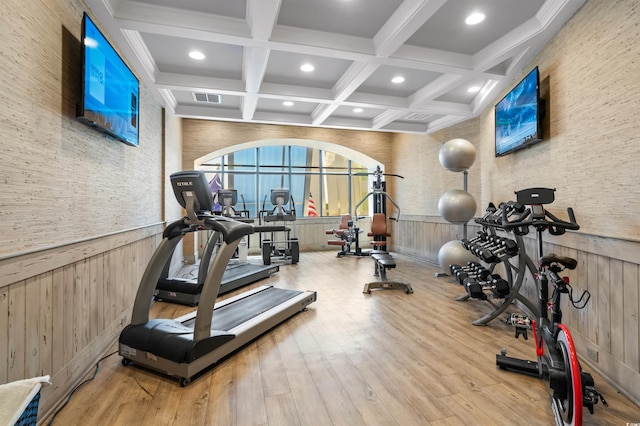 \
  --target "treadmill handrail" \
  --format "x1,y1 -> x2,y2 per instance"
194,232 -> 242,340
131,215 -> 253,326
203,215 -> 255,243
